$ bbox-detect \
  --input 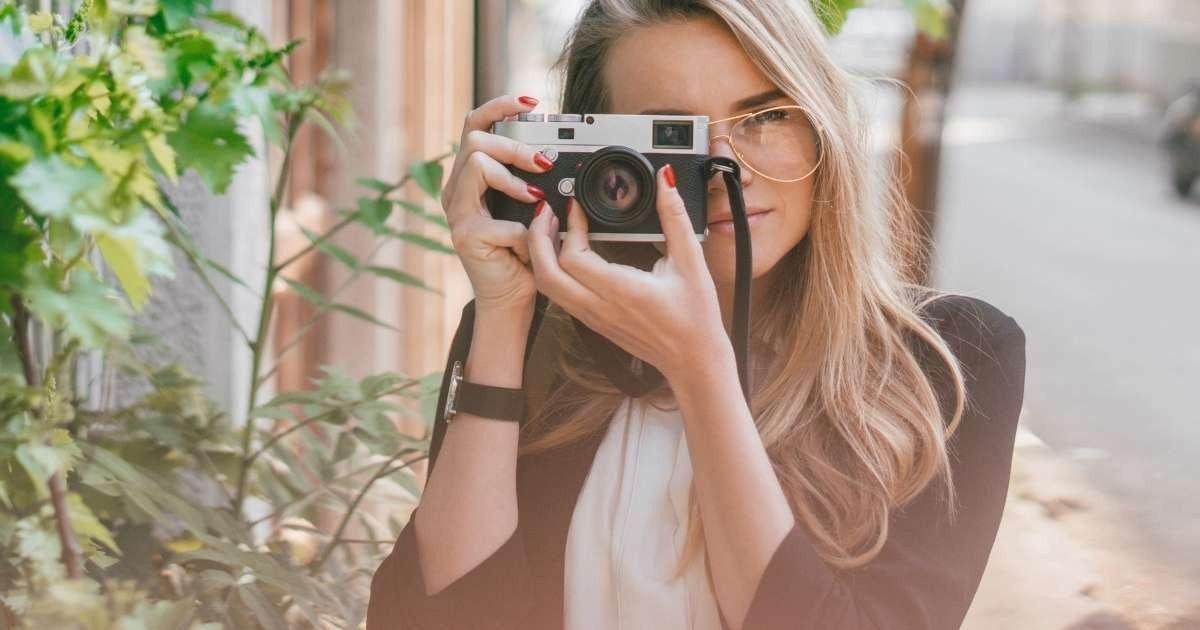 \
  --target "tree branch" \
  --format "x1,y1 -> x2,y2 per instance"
9,294 -> 83,580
